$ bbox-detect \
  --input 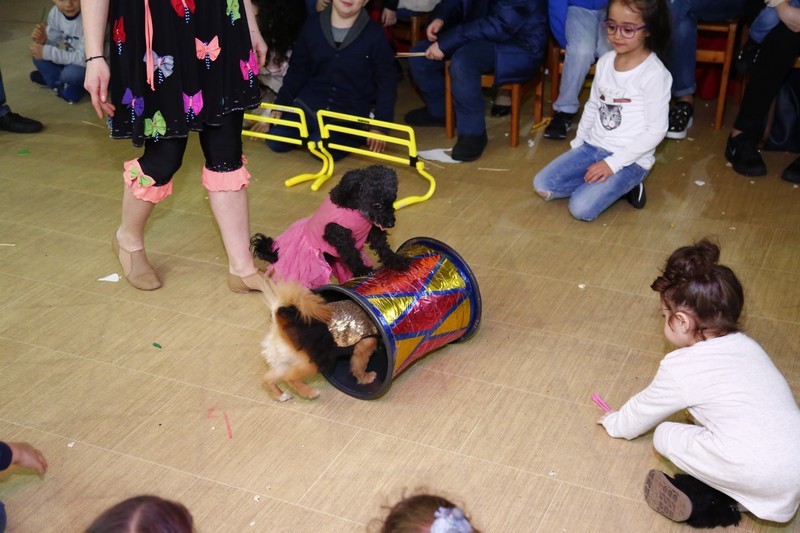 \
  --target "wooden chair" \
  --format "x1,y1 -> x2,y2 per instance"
548,20 -> 738,130
392,13 -> 430,49
444,65 -> 544,147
